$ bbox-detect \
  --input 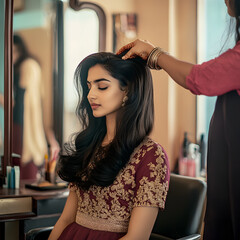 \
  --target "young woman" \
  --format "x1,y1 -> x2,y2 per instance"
12,35 -> 48,179
117,0 -> 240,239
49,52 -> 170,240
